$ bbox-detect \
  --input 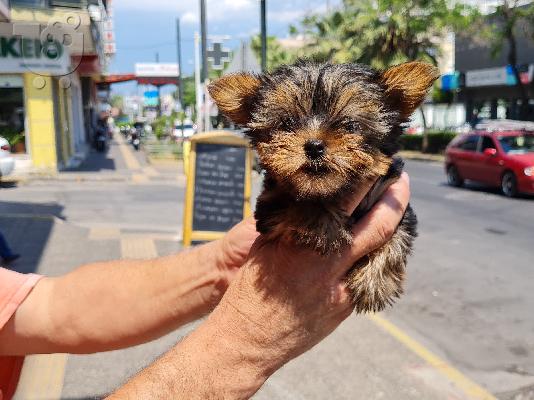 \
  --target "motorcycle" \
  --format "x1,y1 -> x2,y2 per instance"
96,133 -> 107,152
130,128 -> 140,151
